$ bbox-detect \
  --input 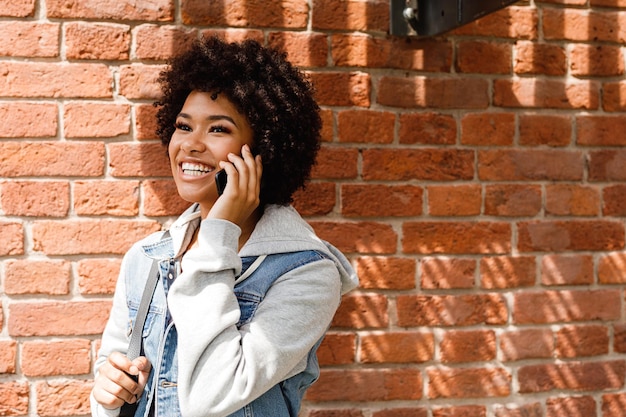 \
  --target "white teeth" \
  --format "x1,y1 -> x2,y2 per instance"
181,162 -> 213,176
